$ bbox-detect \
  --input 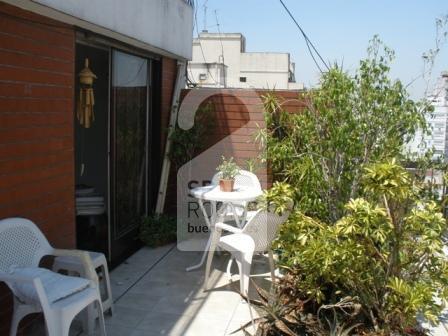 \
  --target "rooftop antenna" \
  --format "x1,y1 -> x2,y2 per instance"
215,10 -> 225,63
202,0 -> 208,32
